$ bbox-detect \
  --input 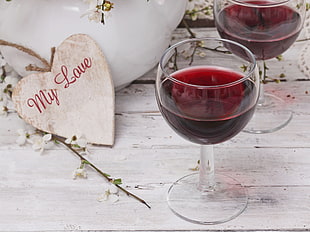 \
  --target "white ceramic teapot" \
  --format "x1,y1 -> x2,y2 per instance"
0,0 -> 187,89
